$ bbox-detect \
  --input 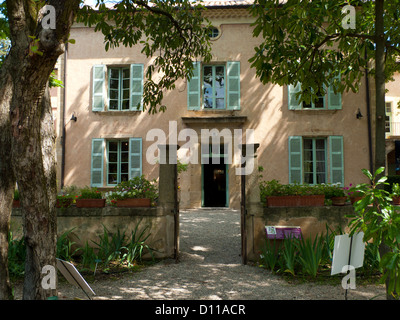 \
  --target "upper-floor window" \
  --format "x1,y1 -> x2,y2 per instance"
288,75 -> 342,110
92,64 -> 143,112
187,61 -> 240,111
207,27 -> 220,39
108,68 -> 130,111
385,101 -> 392,135
203,65 -> 225,109
302,89 -> 325,109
